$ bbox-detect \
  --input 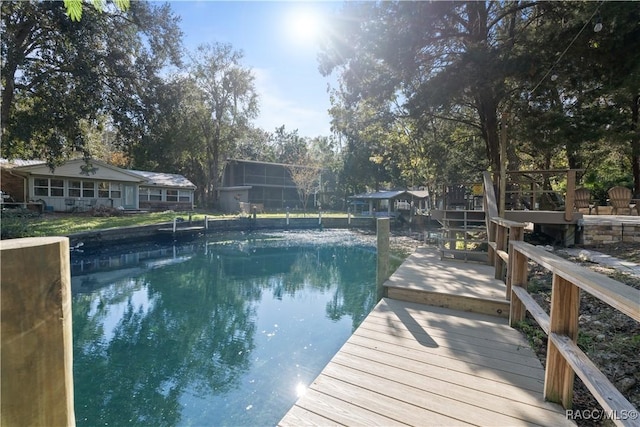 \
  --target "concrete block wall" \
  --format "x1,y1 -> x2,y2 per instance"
582,219 -> 640,245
